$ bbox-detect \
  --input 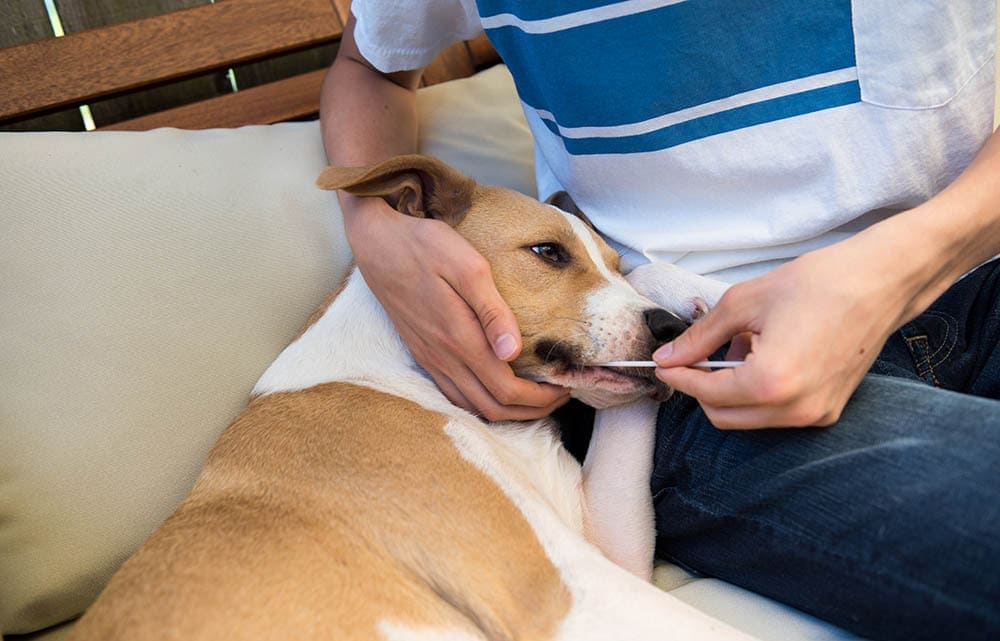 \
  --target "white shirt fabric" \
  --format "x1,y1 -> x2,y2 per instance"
352,0 -> 997,282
